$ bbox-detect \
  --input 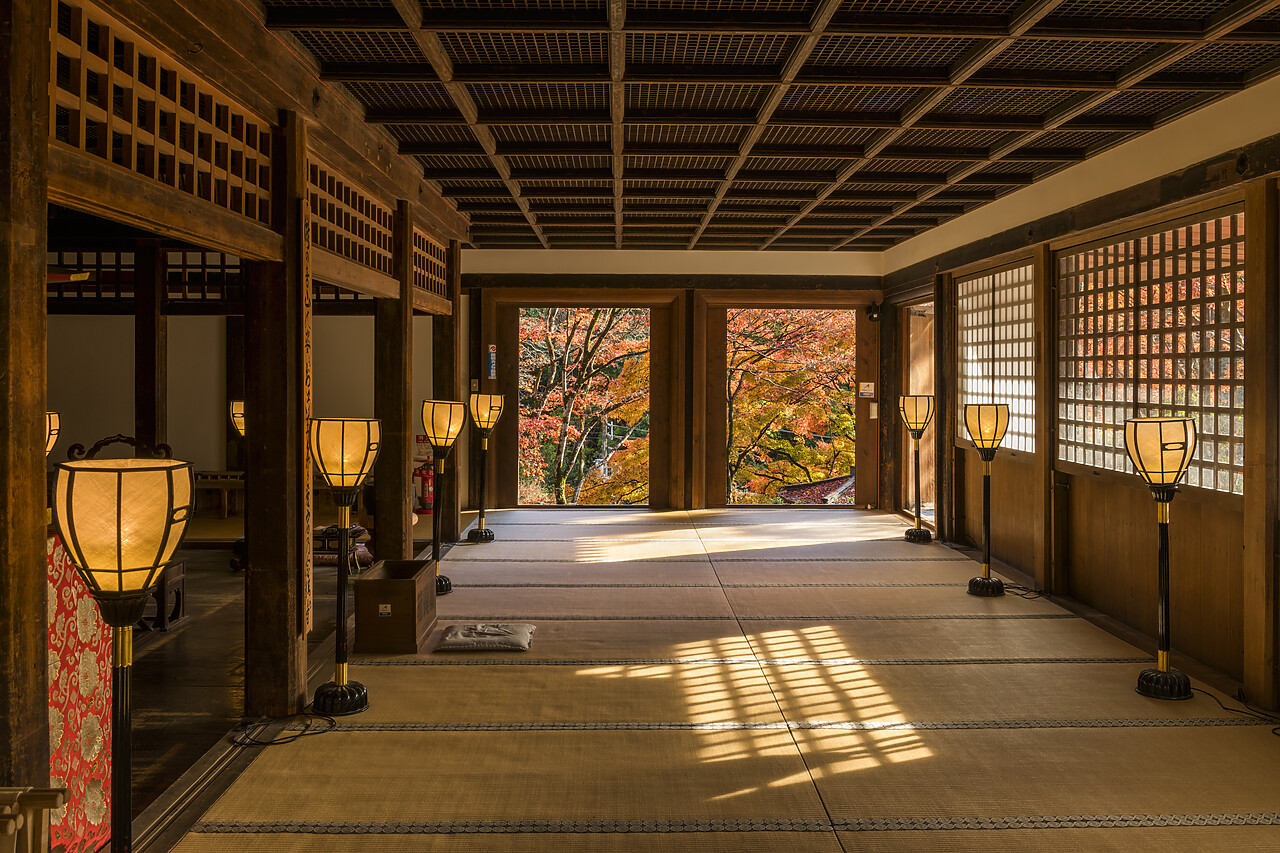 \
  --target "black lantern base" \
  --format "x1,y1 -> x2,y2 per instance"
904,527 -> 932,543
313,680 -> 369,716
436,575 -> 453,596
1136,667 -> 1192,701
968,576 -> 1005,597
467,527 -> 496,543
